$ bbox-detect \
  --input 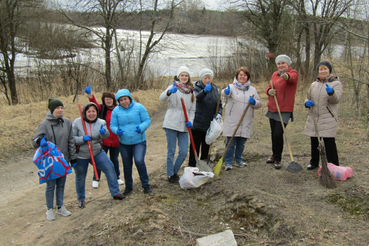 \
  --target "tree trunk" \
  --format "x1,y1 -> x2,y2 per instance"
105,28 -> 112,90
